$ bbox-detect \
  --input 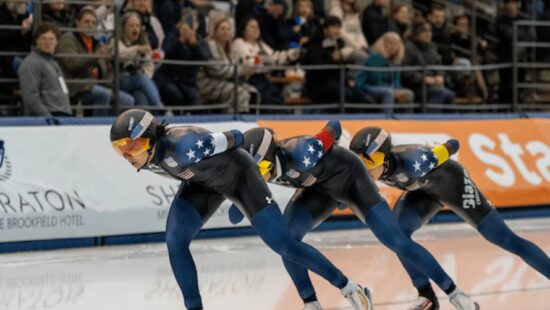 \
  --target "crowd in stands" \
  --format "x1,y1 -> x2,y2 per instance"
0,0 -> 548,116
